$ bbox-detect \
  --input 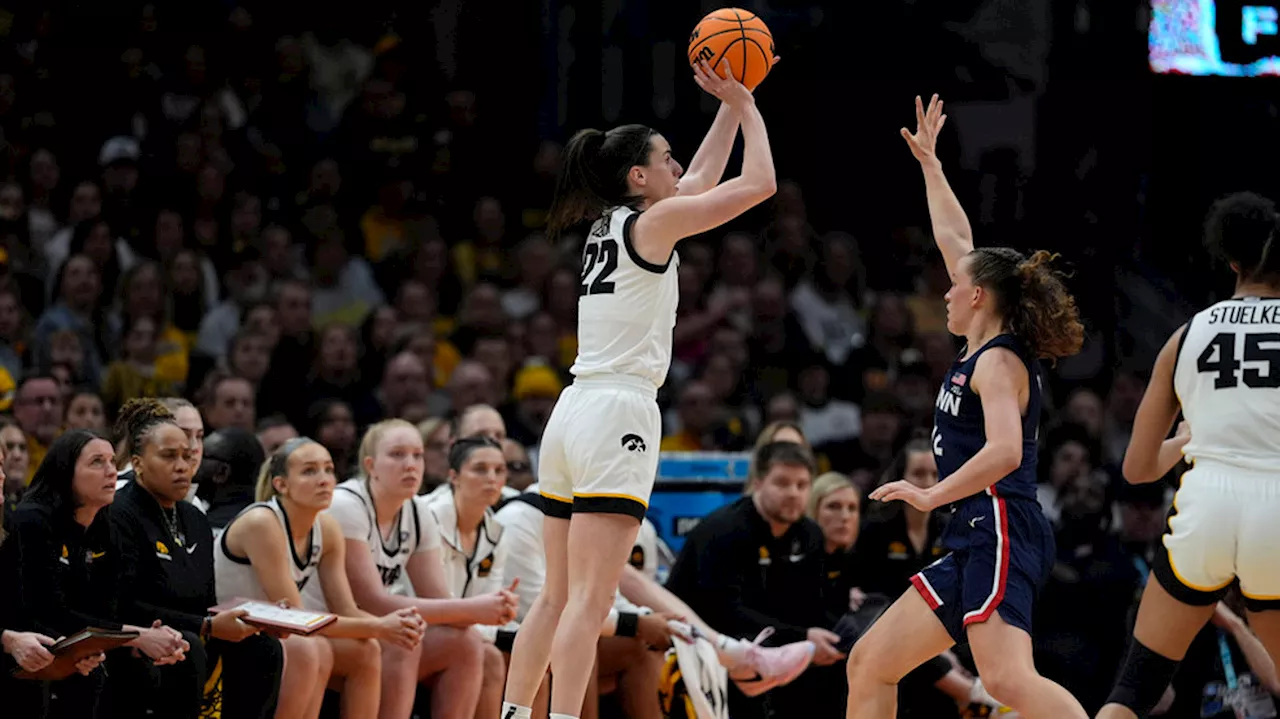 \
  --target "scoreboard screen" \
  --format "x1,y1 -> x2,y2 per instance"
1152,0 -> 1280,75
